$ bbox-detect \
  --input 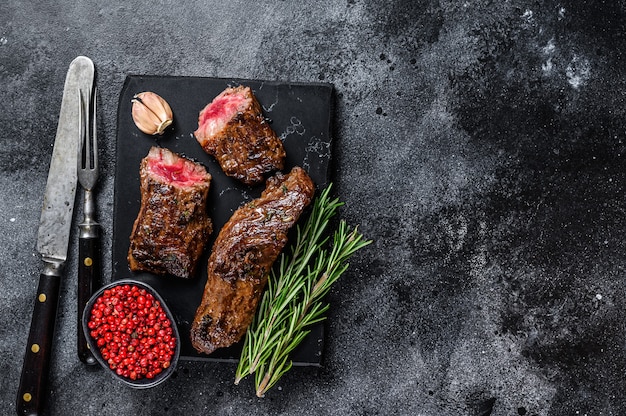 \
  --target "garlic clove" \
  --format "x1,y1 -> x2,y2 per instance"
131,91 -> 174,135
132,100 -> 165,134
